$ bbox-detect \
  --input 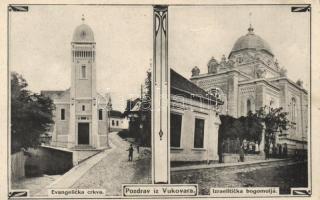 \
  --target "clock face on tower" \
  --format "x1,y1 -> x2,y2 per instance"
80,30 -> 86,39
